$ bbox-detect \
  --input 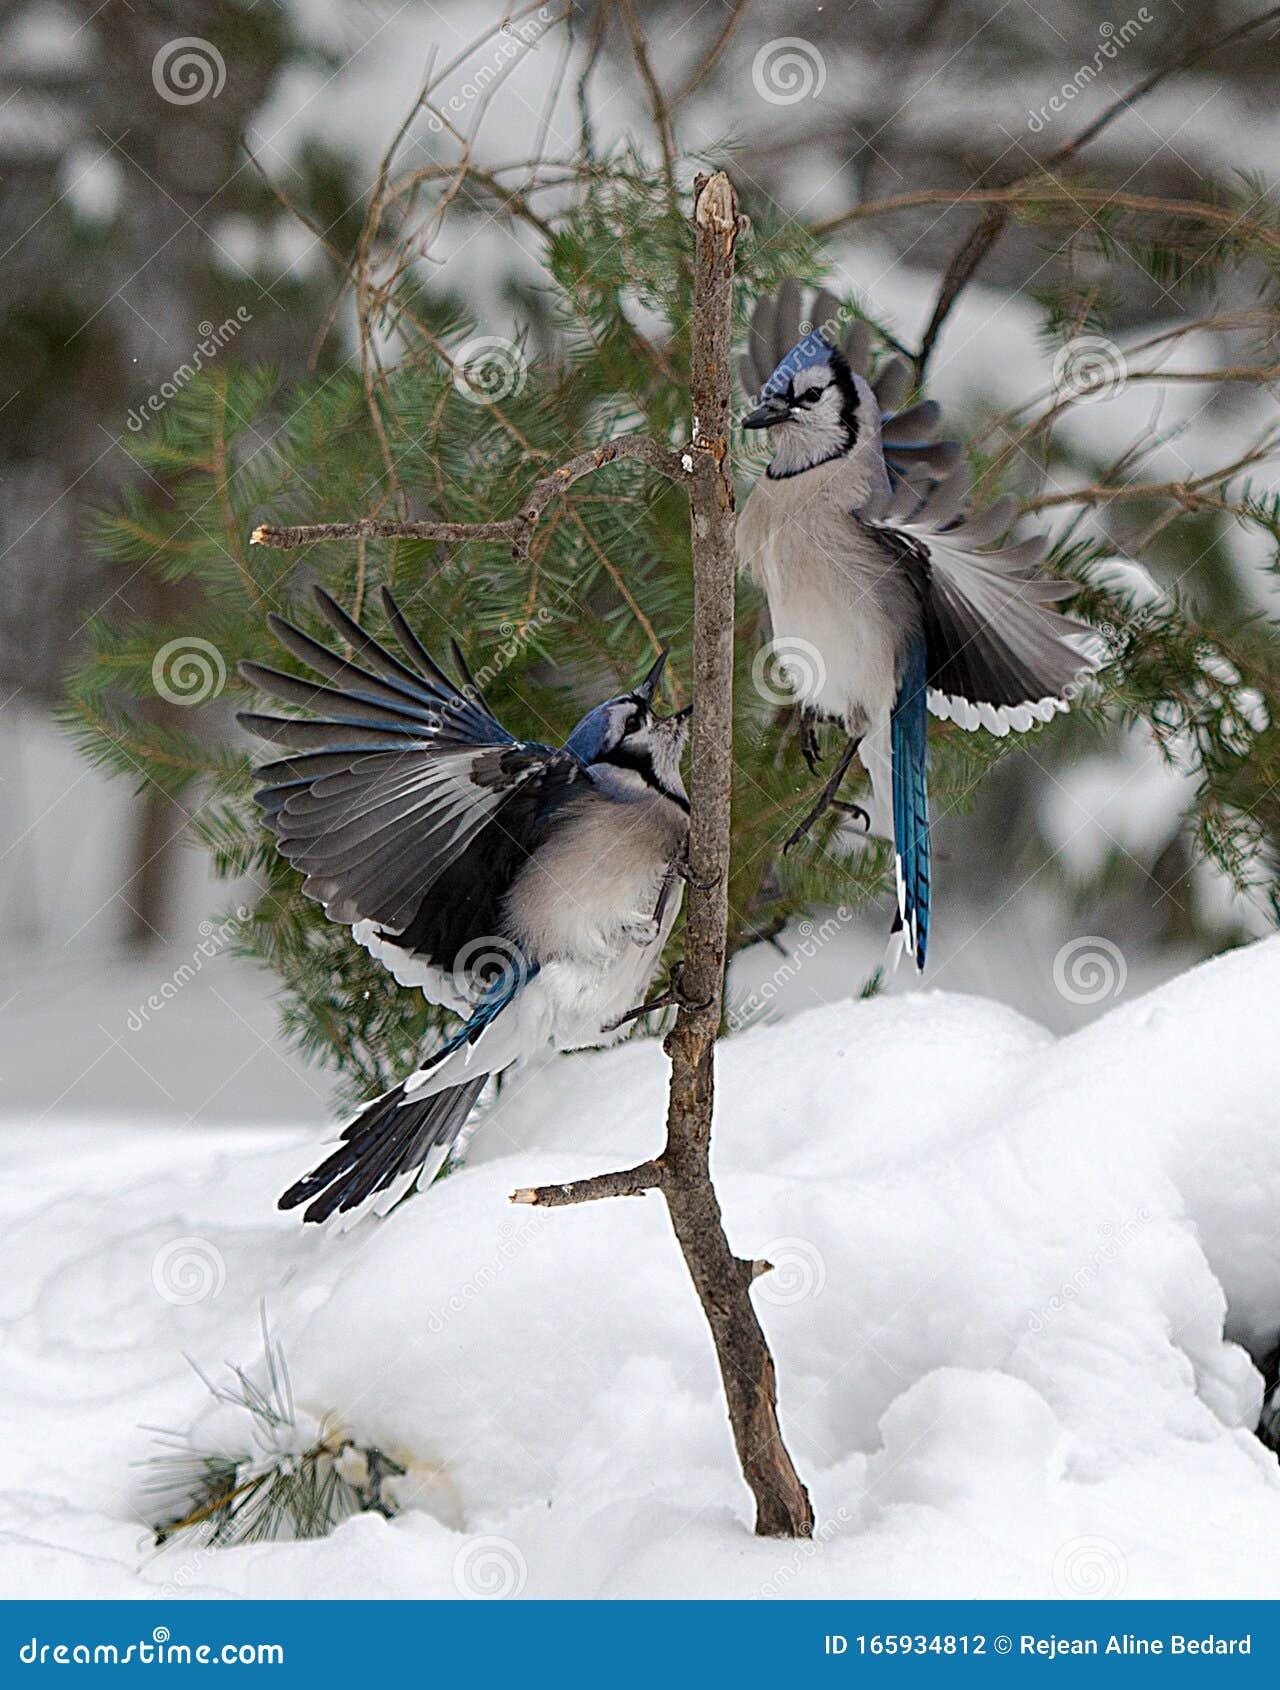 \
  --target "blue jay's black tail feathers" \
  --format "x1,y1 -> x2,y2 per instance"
278,966 -> 530,1224
278,1066 -> 489,1225
890,639 -> 930,971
